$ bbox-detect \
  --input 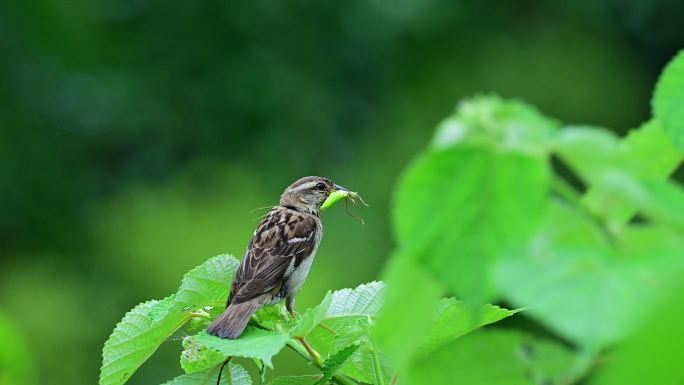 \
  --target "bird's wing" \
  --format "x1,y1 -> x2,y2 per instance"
229,207 -> 318,305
